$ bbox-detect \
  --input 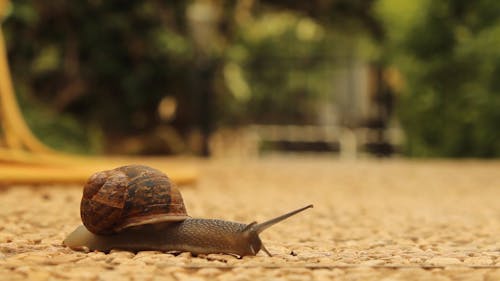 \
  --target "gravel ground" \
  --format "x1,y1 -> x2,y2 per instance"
1,157 -> 500,280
